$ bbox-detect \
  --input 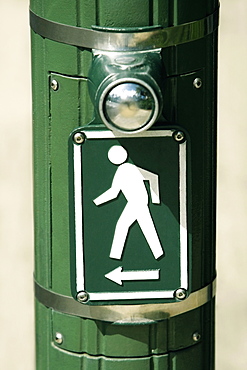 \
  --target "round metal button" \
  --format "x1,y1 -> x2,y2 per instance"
104,82 -> 155,131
